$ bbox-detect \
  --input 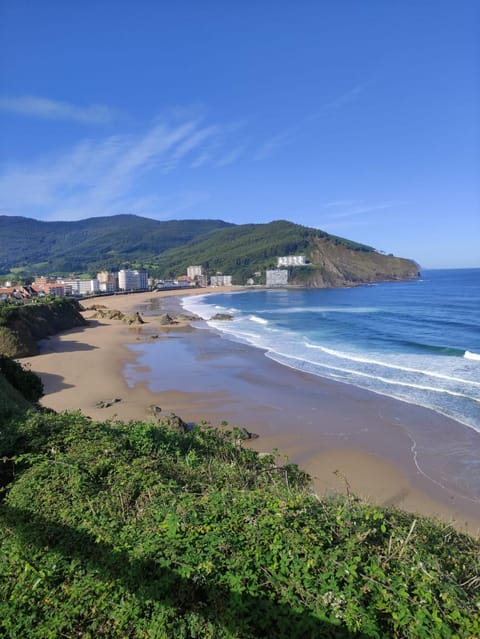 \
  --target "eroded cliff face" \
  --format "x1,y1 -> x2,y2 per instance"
288,238 -> 419,287
0,299 -> 87,358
